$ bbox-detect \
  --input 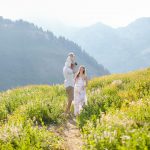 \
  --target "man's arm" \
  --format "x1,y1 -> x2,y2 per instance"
66,67 -> 73,74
